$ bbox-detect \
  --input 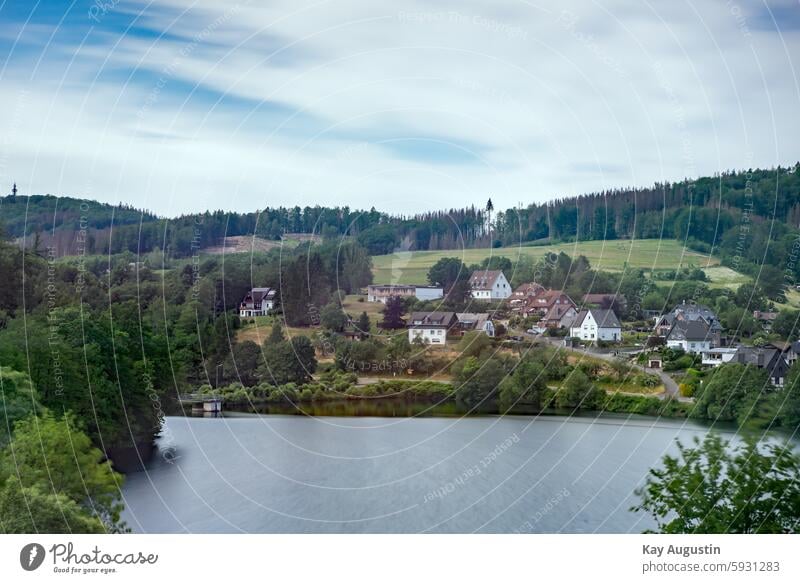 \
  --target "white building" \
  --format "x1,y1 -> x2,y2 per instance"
665,320 -> 711,354
570,309 -> 622,342
469,270 -> 511,300
366,284 -> 443,304
700,347 -> 738,367
407,312 -> 457,346
239,287 -> 276,317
